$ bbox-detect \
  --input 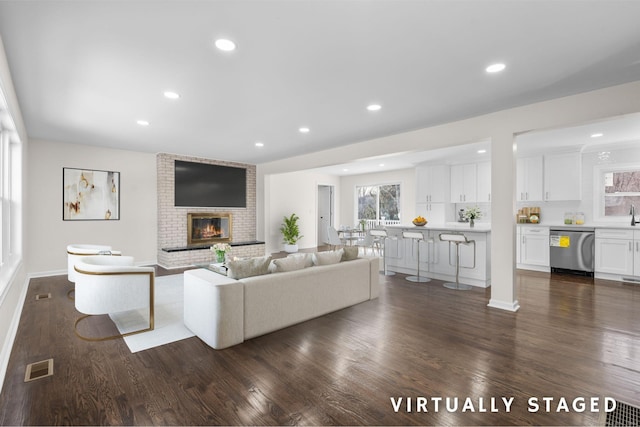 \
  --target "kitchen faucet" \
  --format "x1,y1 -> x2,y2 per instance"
632,204 -> 637,226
